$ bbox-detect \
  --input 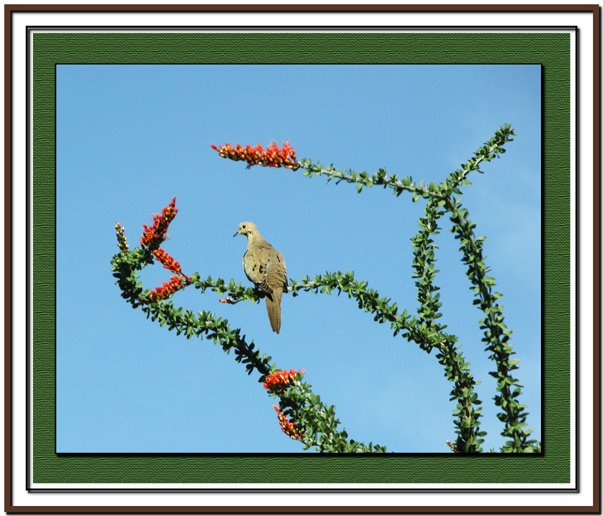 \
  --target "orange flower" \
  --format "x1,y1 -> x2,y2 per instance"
263,369 -> 305,390
153,248 -> 182,275
137,198 -> 190,303
146,275 -> 187,303
273,405 -> 305,442
211,141 -> 299,170
140,197 -> 178,250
